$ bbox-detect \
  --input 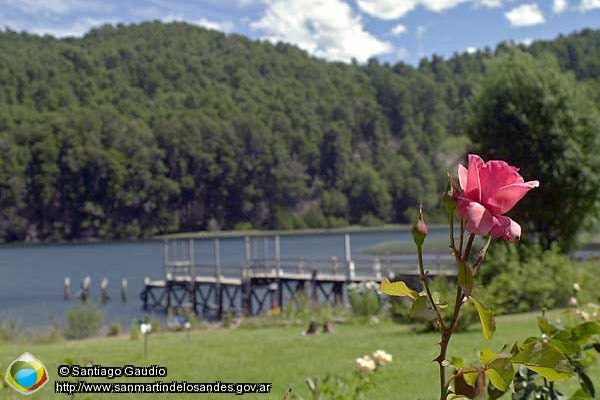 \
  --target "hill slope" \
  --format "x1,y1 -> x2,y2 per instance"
0,22 -> 599,241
